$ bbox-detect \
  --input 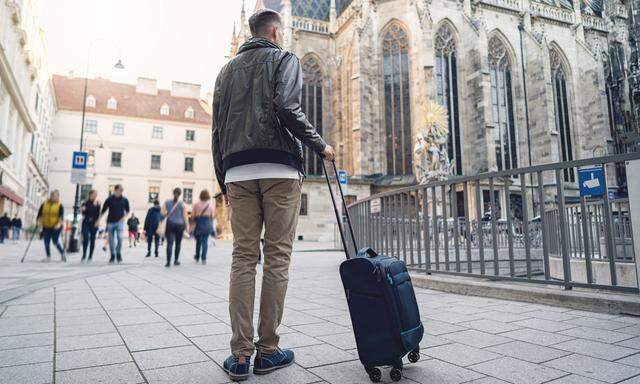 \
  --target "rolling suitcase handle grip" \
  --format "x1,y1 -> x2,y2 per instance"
320,158 -> 358,260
